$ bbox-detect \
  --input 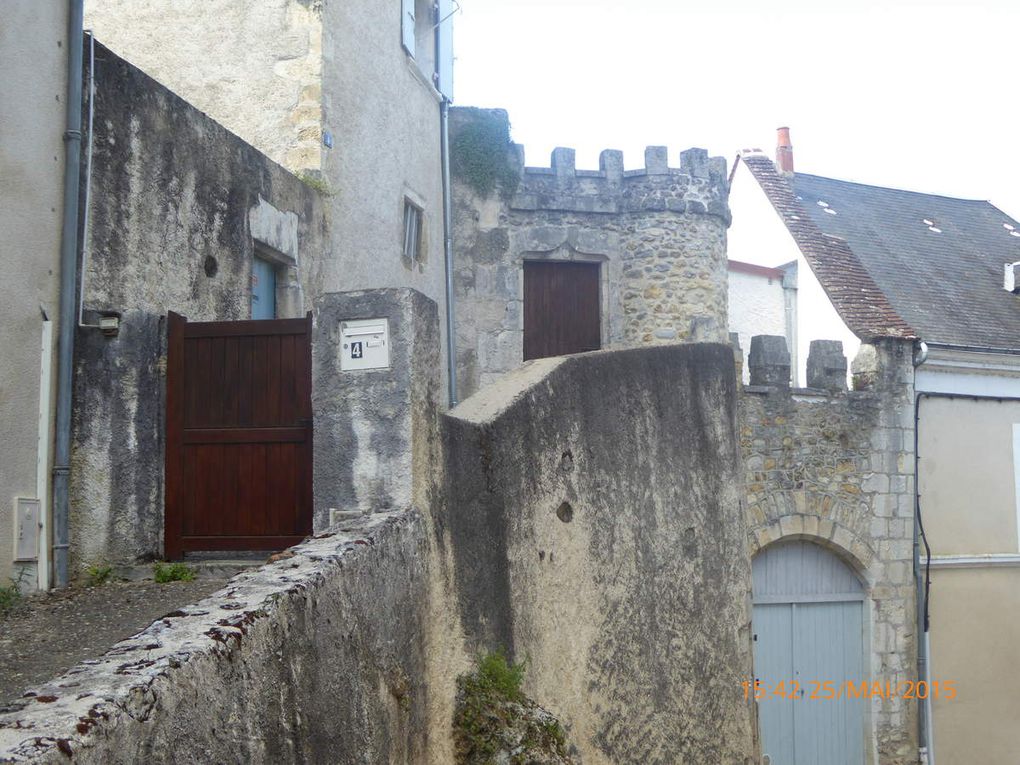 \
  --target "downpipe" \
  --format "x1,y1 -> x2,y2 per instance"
440,98 -> 458,407
52,0 -> 86,587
